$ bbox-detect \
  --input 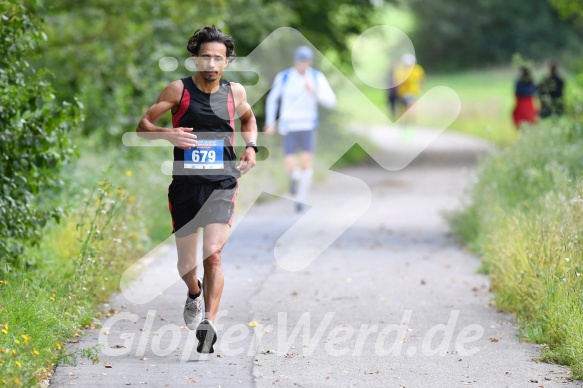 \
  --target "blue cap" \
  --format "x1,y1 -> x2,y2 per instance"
294,46 -> 313,62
